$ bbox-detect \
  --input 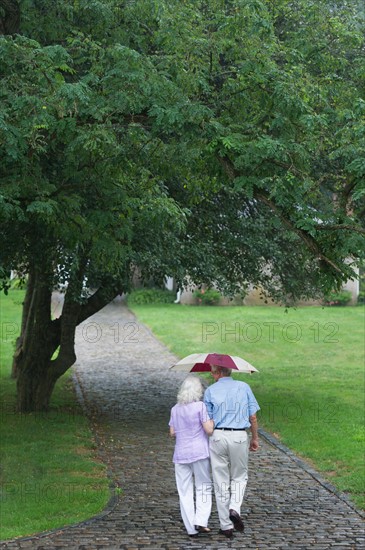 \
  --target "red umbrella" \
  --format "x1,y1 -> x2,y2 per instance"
170,353 -> 258,373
